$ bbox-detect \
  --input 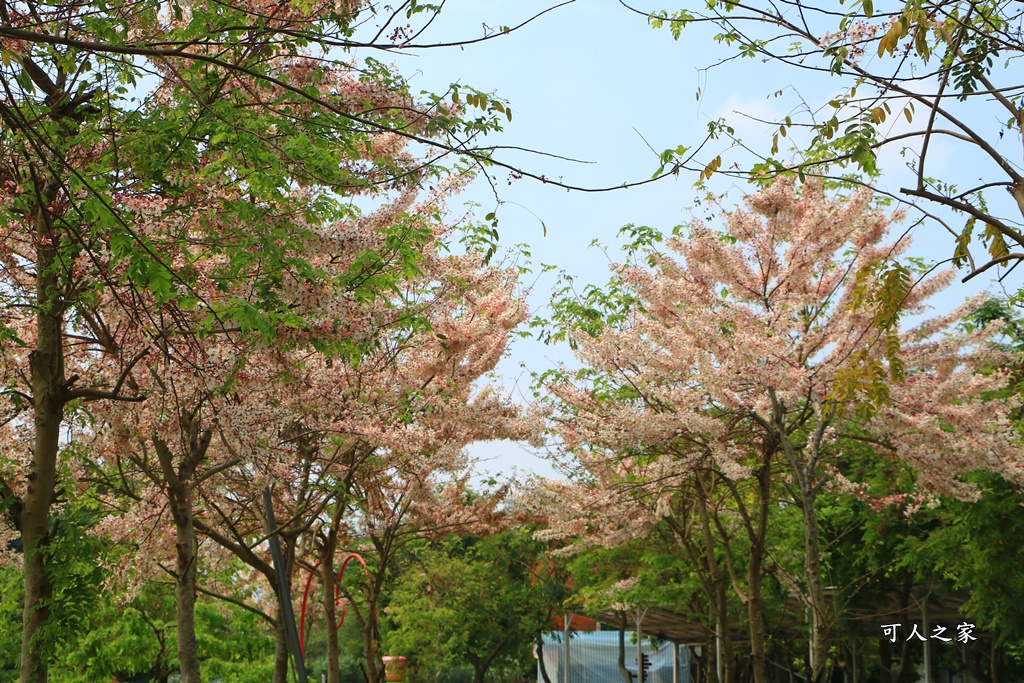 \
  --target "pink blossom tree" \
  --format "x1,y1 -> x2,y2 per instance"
0,0 -> 529,677
541,179 -> 1022,683
82,168 -> 536,683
